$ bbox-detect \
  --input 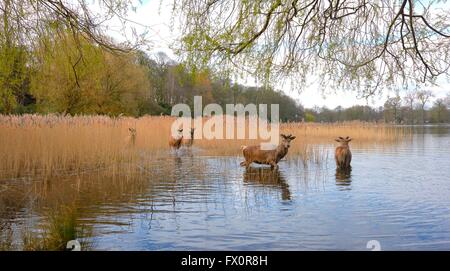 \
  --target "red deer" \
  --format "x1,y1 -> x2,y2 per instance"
182,128 -> 195,147
169,128 -> 183,149
240,134 -> 296,170
128,128 -> 137,146
335,136 -> 352,169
